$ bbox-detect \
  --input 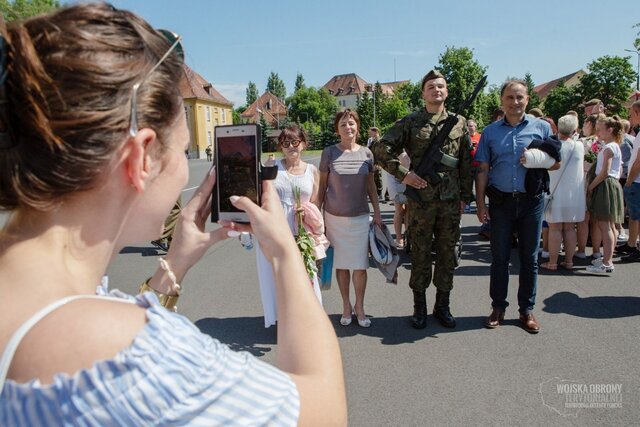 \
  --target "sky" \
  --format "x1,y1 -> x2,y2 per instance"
110,0 -> 640,107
